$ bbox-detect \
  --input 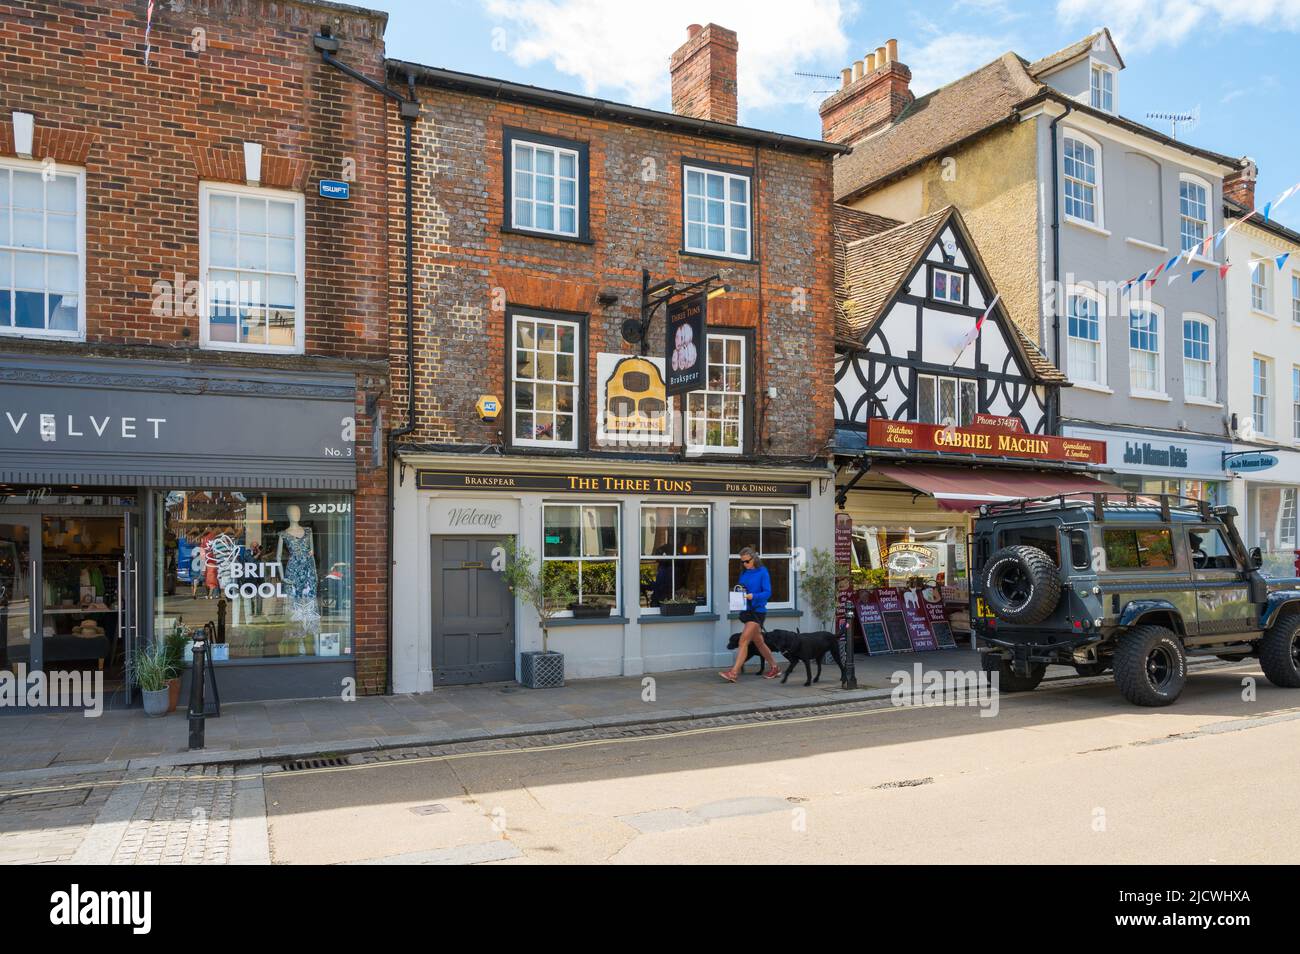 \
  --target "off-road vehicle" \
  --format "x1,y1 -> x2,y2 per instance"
969,492 -> 1300,706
